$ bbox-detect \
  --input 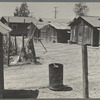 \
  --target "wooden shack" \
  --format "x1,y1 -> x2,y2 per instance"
1,16 -> 37,36
39,22 -> 70,43
69,16 -> 100,46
